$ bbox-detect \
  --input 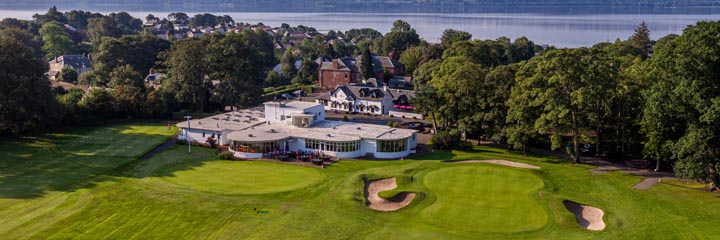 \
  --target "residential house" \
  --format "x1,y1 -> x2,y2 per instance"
315,84 -> 394,115
144,69 -> 166,89
47,55 -> 92,81
318,57 -> 359,90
